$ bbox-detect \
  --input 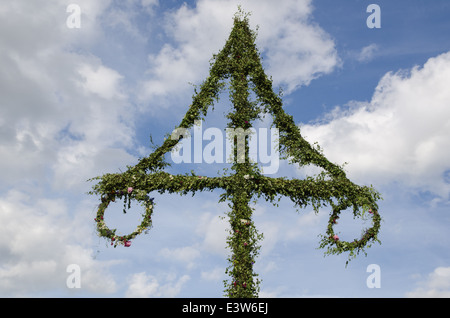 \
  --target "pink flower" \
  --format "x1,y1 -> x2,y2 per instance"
333,235 -> 339,241
124,240 -> 131,247
127,187 -> 133,194
244,242 -> 248,246
369,209 -> 373,214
